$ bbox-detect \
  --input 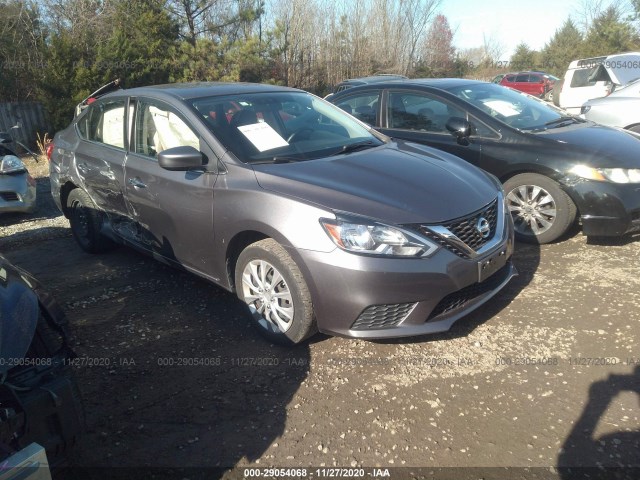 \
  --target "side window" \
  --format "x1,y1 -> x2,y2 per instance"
515,74 -> 529,83
387,91 -> 466,133
79,100 -> 126,148
134,101 -> 200,158
570,68 -> 598,88
335,92 -> 380,125
469,117 -> 499,139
